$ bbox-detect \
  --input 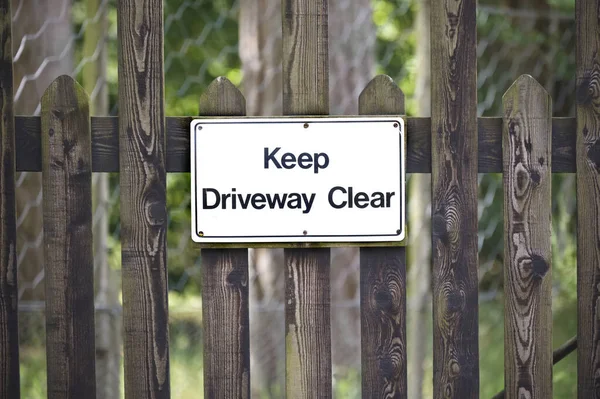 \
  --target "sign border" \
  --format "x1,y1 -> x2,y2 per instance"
190,116 -> 406,245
